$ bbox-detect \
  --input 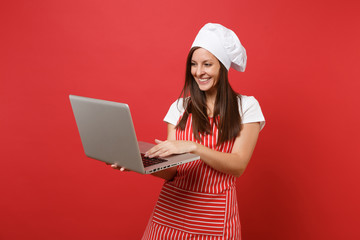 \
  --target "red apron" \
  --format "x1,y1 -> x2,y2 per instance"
142,115 -> 241,240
